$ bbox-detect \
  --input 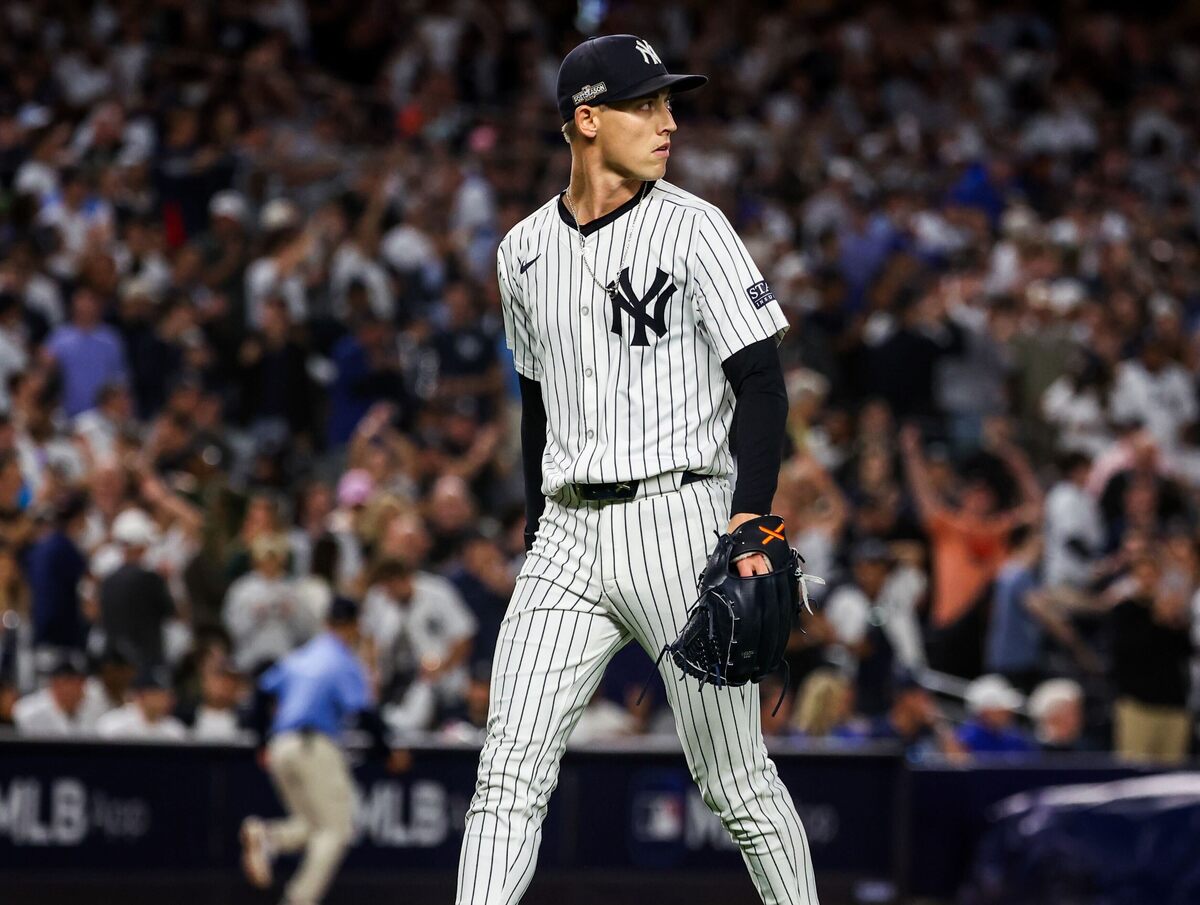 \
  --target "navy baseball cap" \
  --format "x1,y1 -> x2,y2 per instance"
557,34 -> 707,123
327,595 -> 360,625
133,665 -> 172,691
